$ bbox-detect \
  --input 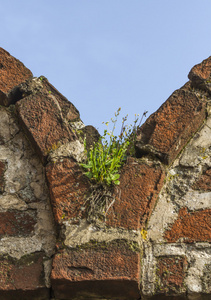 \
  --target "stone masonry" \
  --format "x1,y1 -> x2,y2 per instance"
0,47 -> 210,299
